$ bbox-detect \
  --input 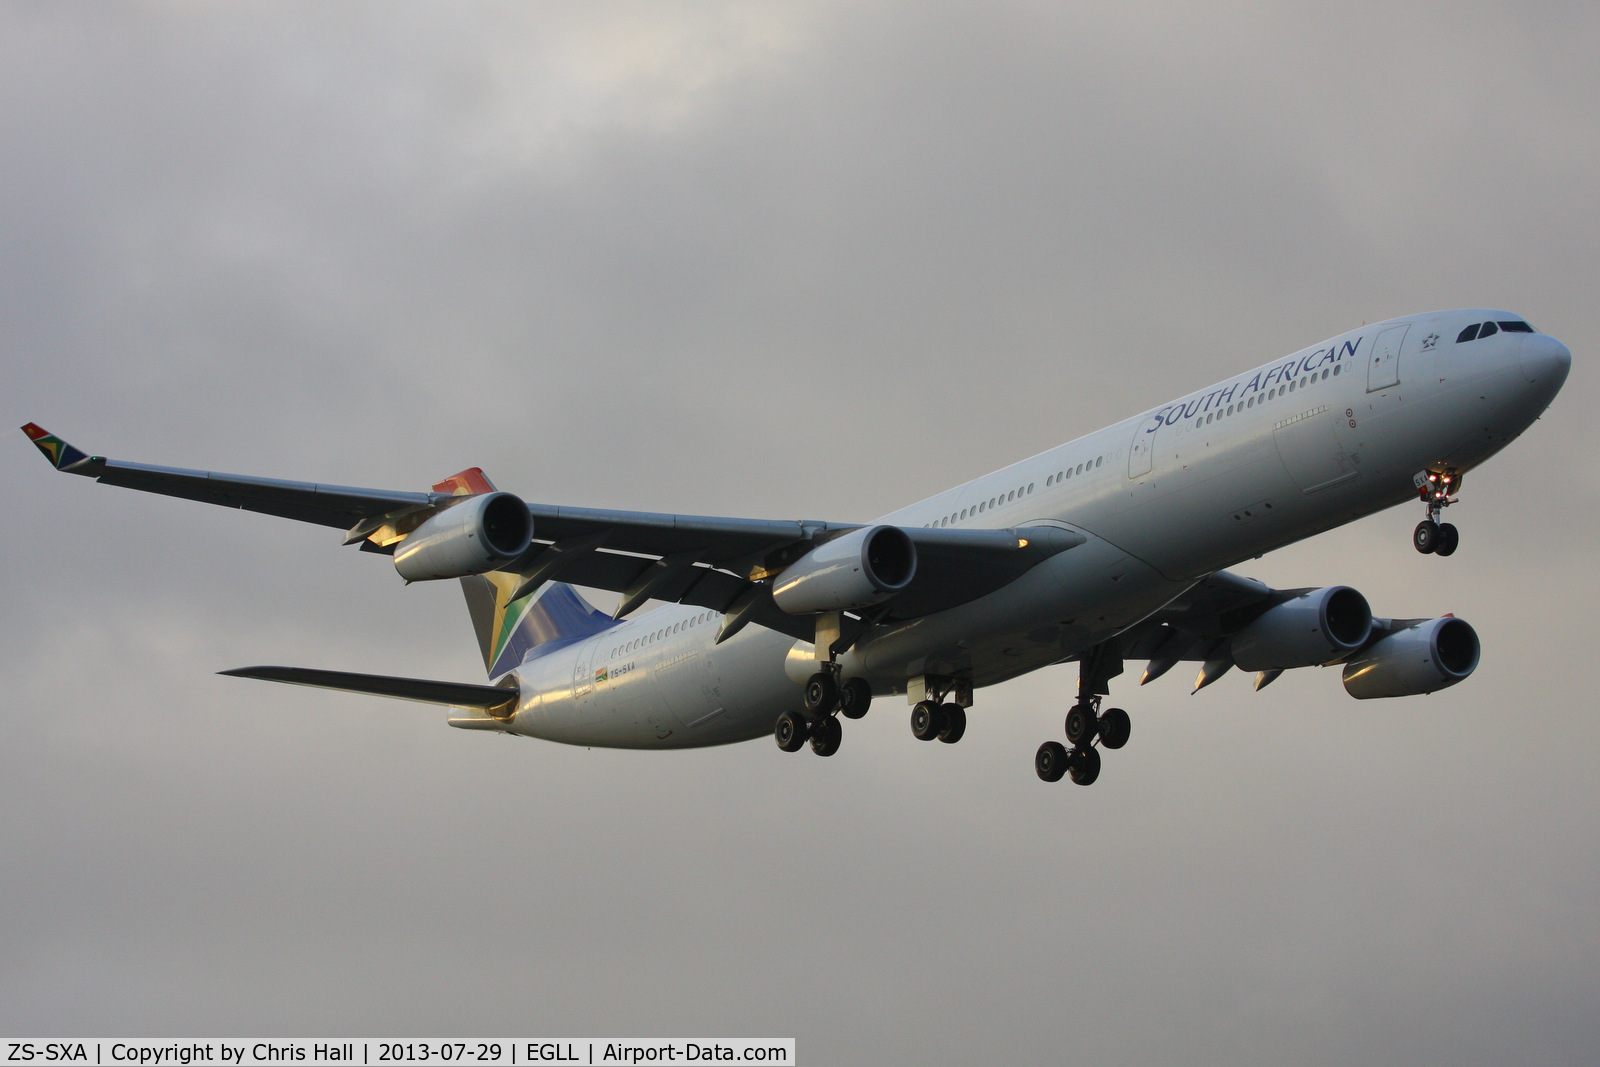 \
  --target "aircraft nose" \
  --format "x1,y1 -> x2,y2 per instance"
1520,333 -> 1572,388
